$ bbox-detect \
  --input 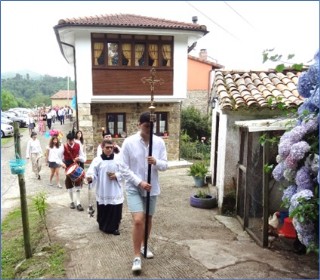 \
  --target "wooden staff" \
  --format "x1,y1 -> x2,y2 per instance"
143,112 -> 154,258
141,68 -> 163,258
